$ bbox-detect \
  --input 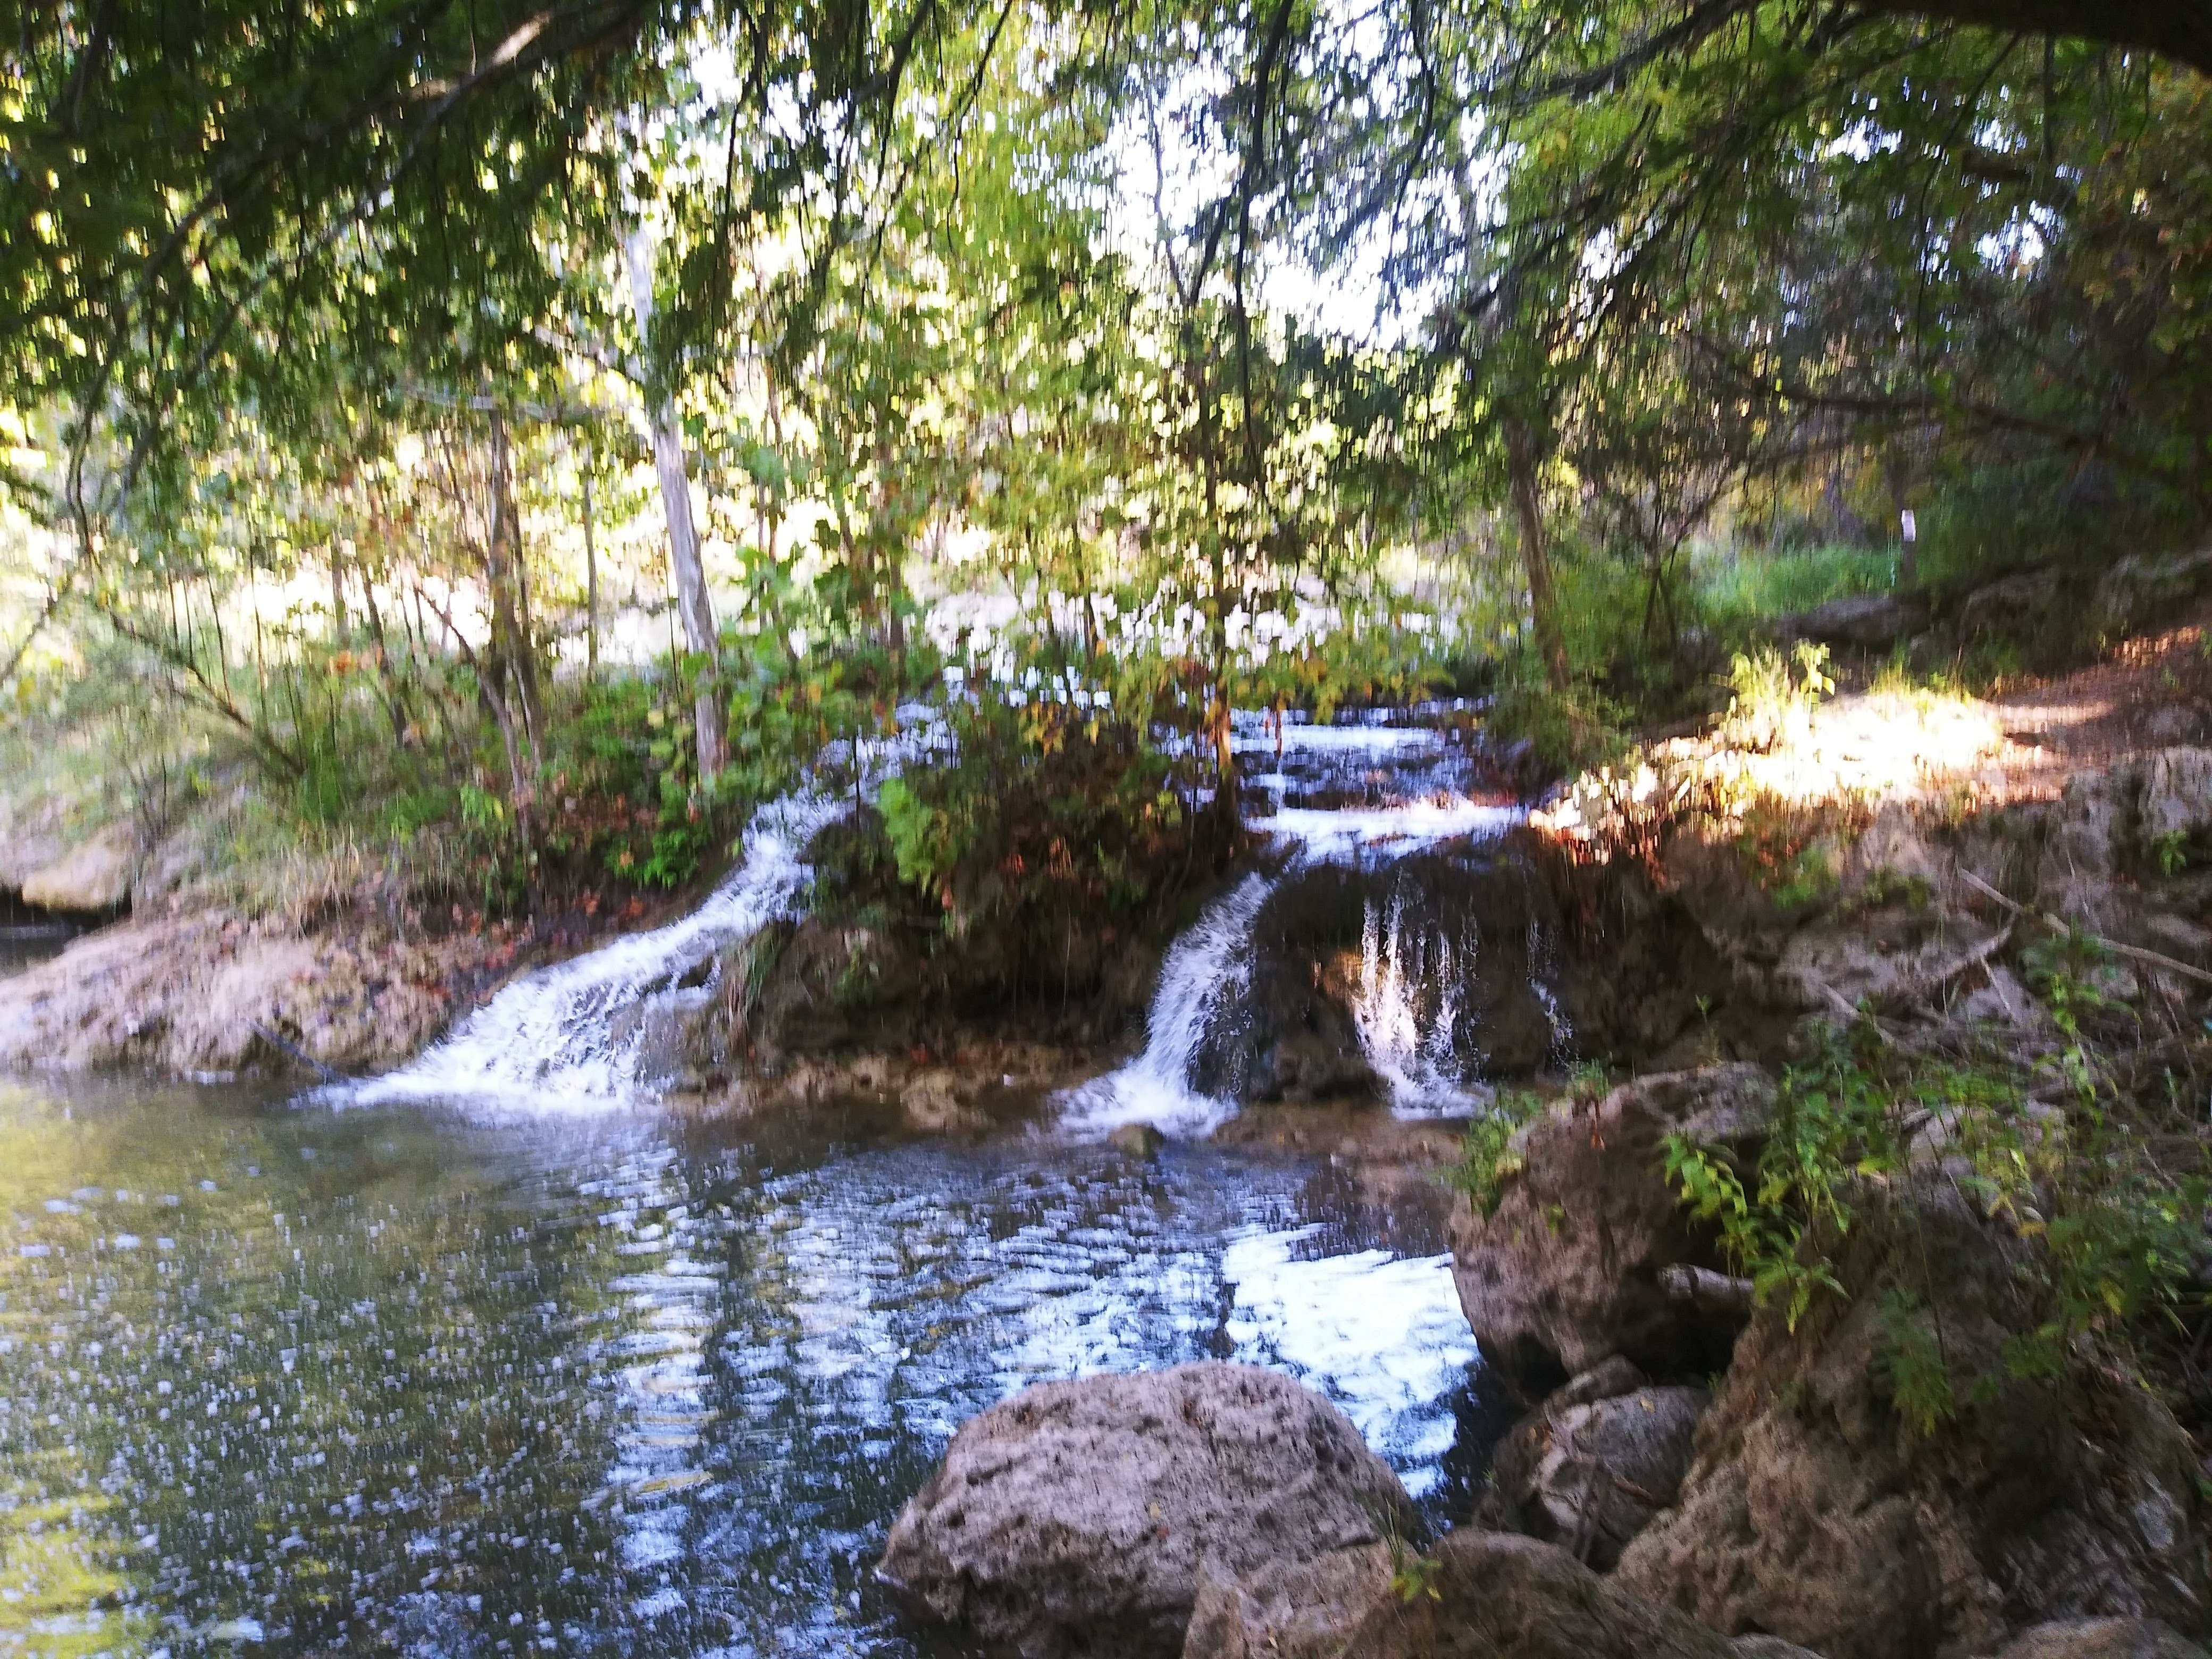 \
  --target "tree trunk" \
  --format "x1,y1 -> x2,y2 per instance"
581,460 -> 599,683
485,410 -> 542,751
1506,420 -> 1571,693
622,224 -> 727,780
